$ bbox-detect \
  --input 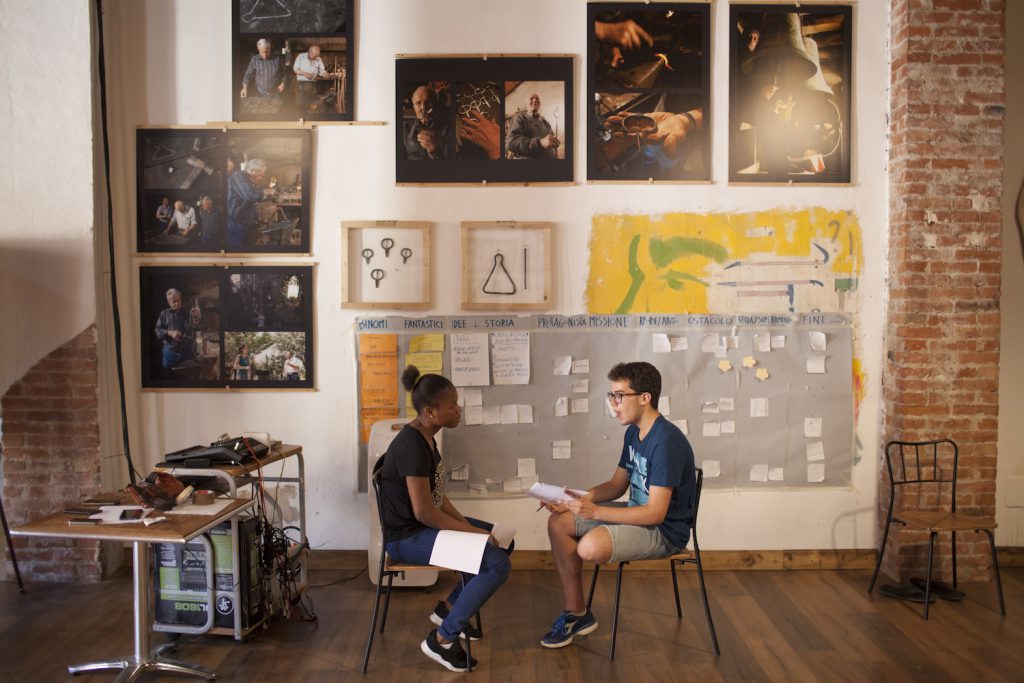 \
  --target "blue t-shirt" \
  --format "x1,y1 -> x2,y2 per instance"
616,414 -> 695,550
